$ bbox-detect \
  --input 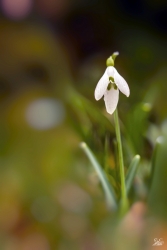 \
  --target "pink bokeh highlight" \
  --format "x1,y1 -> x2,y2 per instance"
1,0 -> 33,19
